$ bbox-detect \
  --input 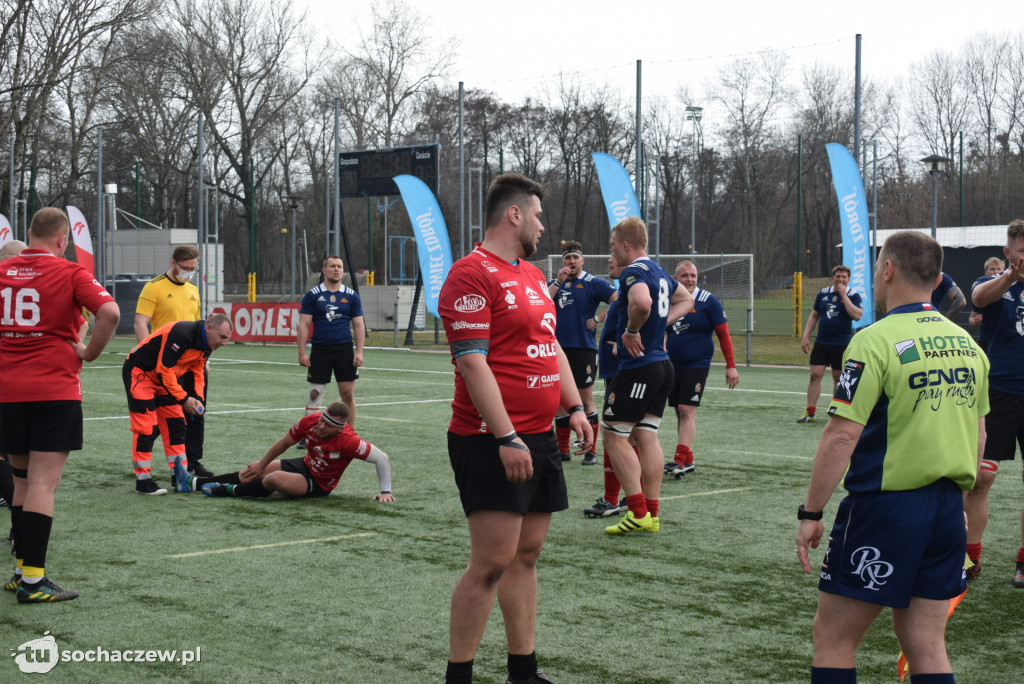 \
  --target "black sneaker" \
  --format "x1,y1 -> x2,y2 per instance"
506,673 -> 554,684
966,560 -> 981,581
1013,562 -> 1024,588
201,483 -> 231,497
559,452 -> 571,462
681,463 -> 696,474
294,439 -> 307,450
584,497 -> 621,518
17,577 -> 79,603
4,573 -> 20,592
135,478 -> 167,495
664,462 -> 686,479
188,461 -> 214,478
581,452 -> 598,466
